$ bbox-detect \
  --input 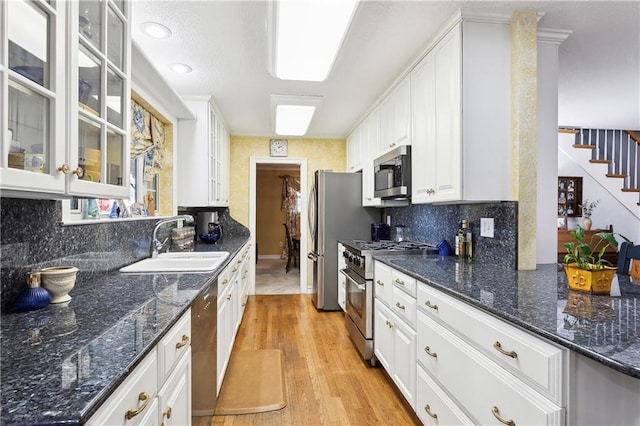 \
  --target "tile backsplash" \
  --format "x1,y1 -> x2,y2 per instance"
385,201 -> 518,269
0,198 -> 242,312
